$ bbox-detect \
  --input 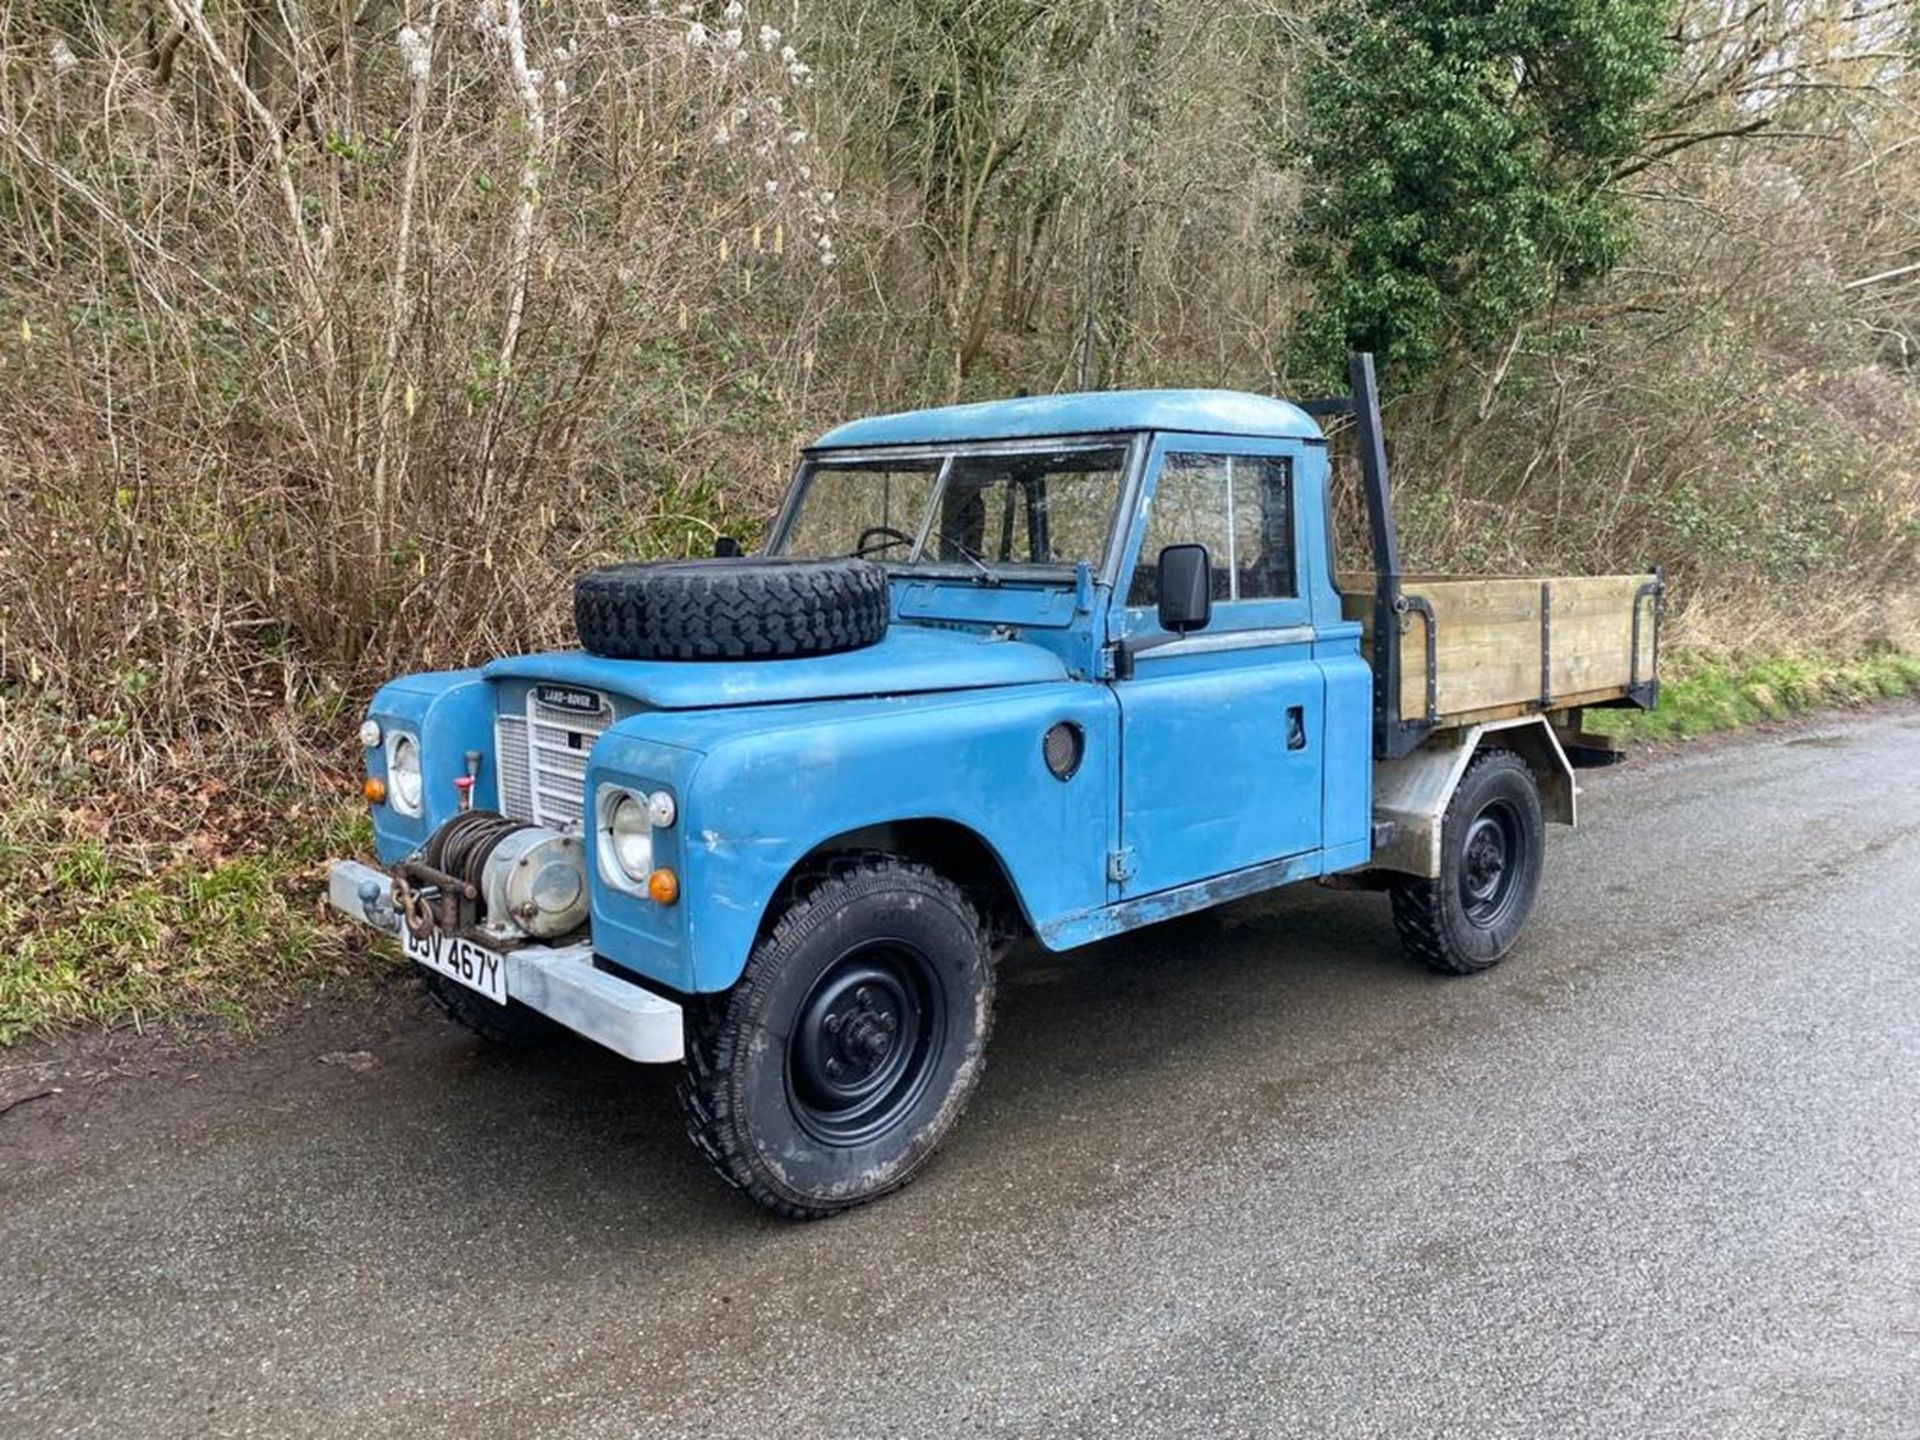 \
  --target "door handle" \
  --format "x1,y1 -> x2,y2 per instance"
1286,705 -> 1307,751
